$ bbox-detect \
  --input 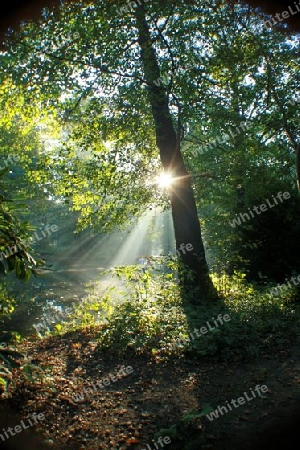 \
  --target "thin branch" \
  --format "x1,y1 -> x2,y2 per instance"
151,16 -> 177,79
154,5 -> 176,35
237,20 -> 298,151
